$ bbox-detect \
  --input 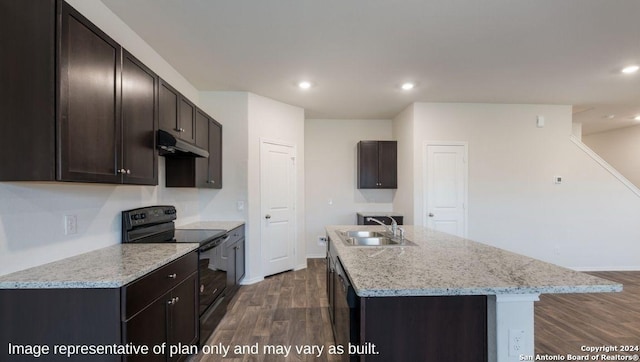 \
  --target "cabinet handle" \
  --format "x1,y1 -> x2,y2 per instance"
117,168 -> 126,174
174,296 -> 179,303
168,273 -> 177,279
179,128 -> 185,132
206,180 -> 215,184
126,169 -> 131,174
167,298 -> 174,306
